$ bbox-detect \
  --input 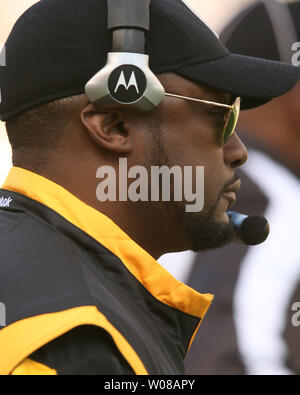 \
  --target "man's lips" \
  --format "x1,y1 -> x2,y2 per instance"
224,179 -> 242,194
222,179 -> 242,206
